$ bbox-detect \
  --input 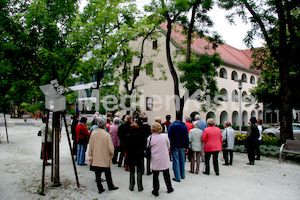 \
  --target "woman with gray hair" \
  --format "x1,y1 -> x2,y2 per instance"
110,117 -> 121,164
189,121 -> 203,174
